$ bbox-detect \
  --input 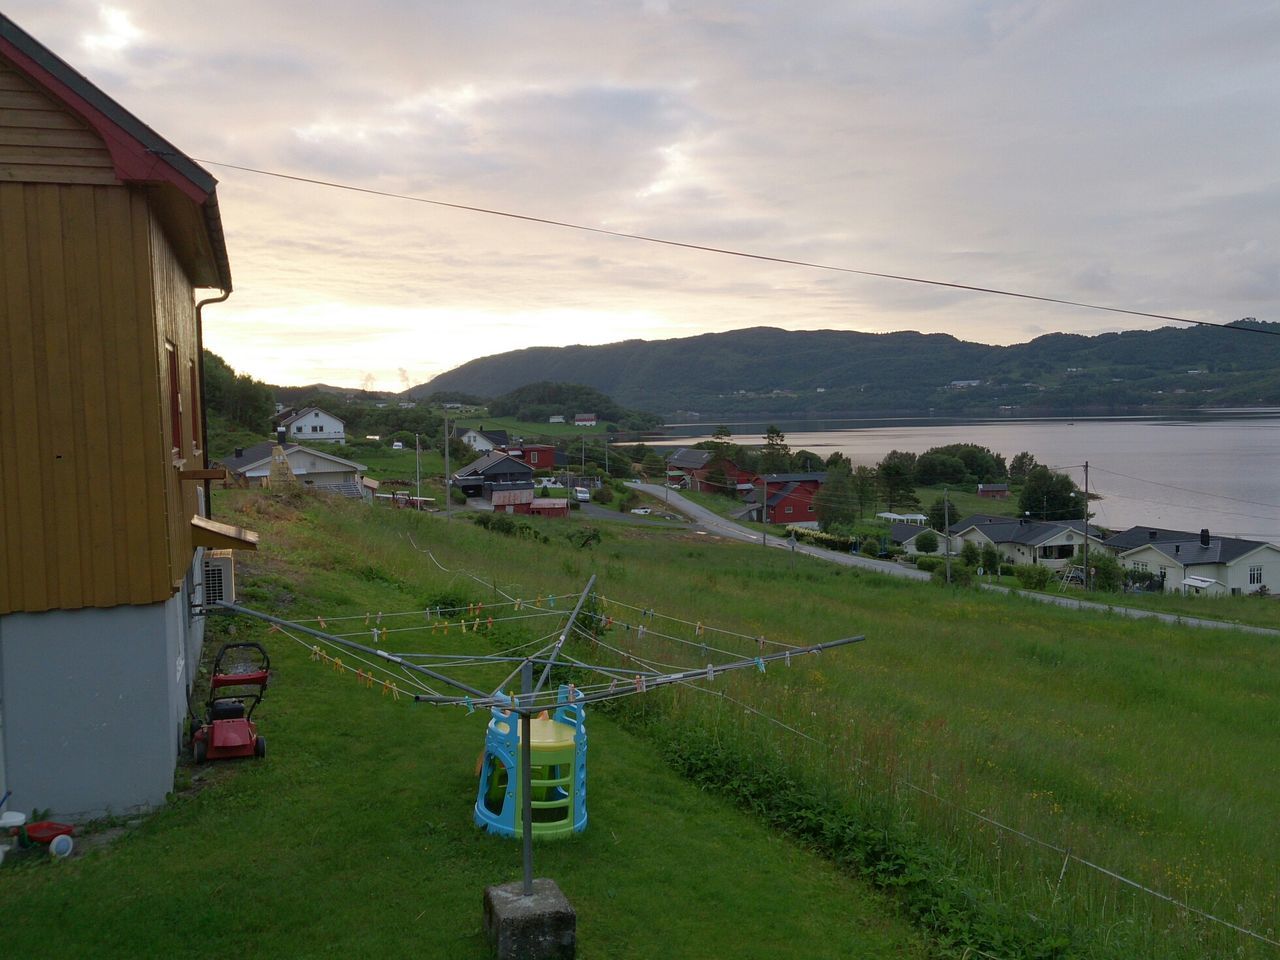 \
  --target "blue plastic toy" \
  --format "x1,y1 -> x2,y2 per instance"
474,684 -> 587,839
